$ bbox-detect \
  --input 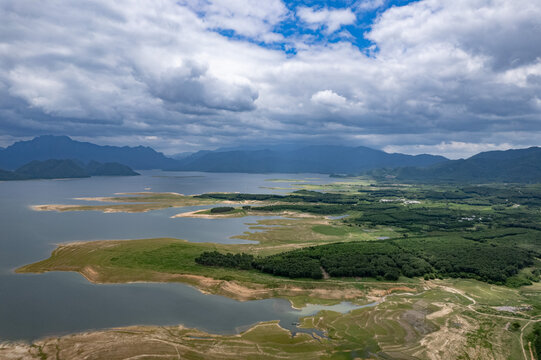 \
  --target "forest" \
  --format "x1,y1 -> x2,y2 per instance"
198,186 -> 541,205
195,251 -> 254,270
195,184 -> 541,285
196,237 -> 536,284
209,206 -> 235,214
201,186 -> 541,234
